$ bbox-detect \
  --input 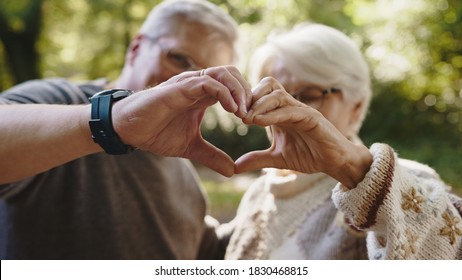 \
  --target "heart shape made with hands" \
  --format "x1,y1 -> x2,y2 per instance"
199,116 -> 271,177
193,101 -> 360,184
184,89 -> 316,177
130,67 -> 356,182
145,67 -> 276,178
193,106 -> 299,178
184,68 -> 305,177
187,117 -> 261,177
